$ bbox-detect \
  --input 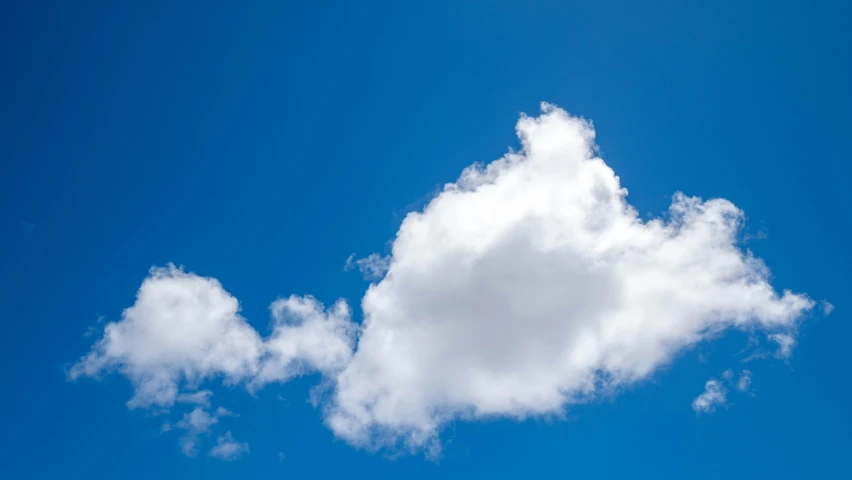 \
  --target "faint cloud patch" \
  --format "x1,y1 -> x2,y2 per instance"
209,432 -> 249,461
83,315 -> 108,338
692,378 -> 727,414
175,407 -> 219,457
344,253 -> 390,281
742,228 -> 767,243
736,370 -> 753,393
769,333 -> 796,359
693,369 -> 754,414
165,406 -> 238,458
176,390 -> 213,408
